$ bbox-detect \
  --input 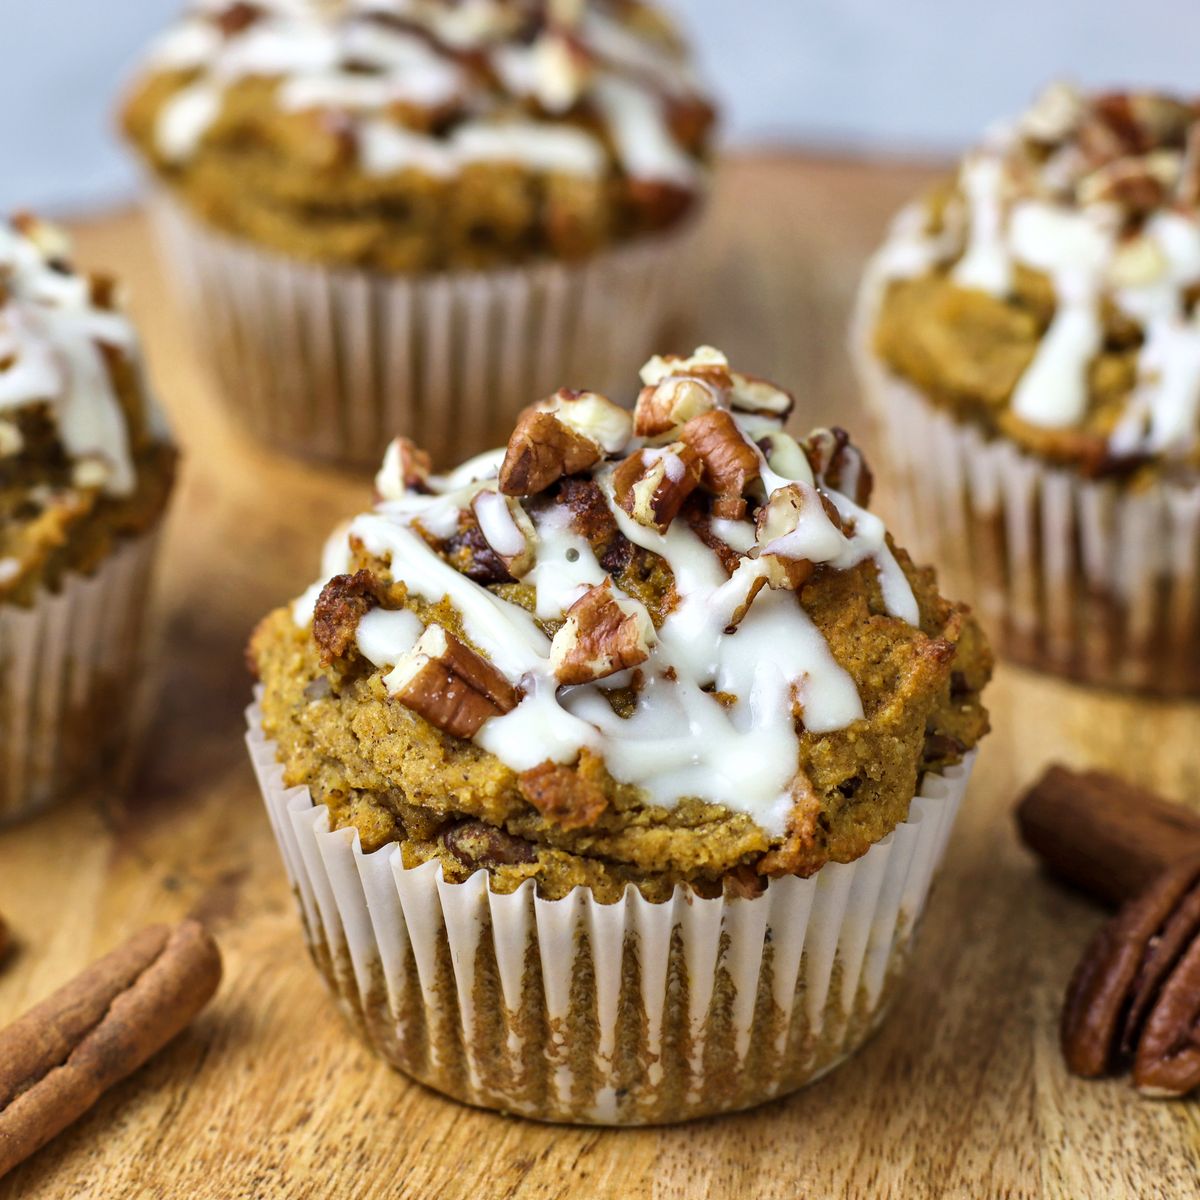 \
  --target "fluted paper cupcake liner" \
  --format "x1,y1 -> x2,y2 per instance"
246,699 -> 974,1124
149,190 -> 692,468
0,532 -> 162,824
861,364 -> 1200,695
